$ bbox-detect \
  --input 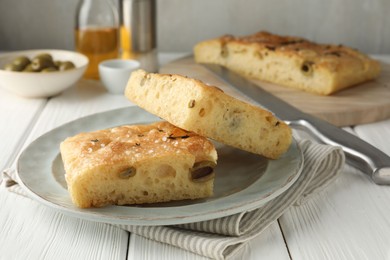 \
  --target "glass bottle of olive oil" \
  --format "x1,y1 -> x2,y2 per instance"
75,0 -> 119,79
